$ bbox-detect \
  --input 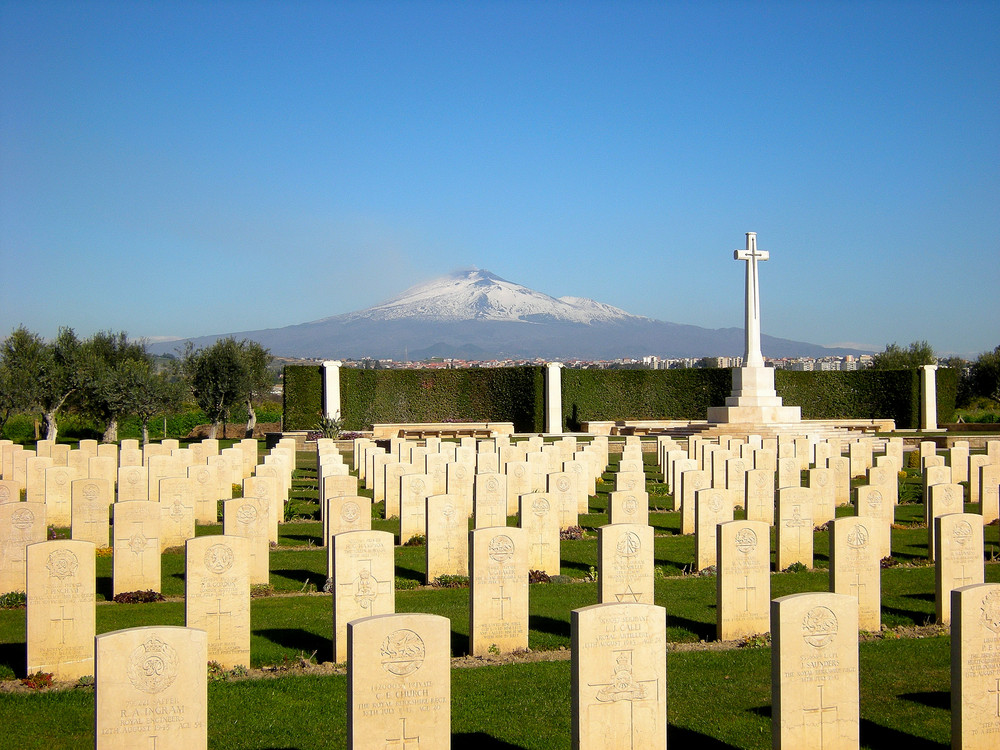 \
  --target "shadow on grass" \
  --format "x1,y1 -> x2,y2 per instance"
0,640 -> 24,678
452,733 -> 524,749
256,628 -> 330,661
668,725 -> 742,749
882,605 -> 935,626
859,719 -> 946,749
666,613 -> 715,641
282,534 -> 322,545
528,614 -> 570,639
904,592 -> 936,603
96,575 -> 113,601
899,691 -> 950,710
395,565 -> 424,583
451,629 -> 469,657
271,569 -> 326,590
